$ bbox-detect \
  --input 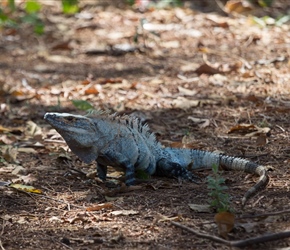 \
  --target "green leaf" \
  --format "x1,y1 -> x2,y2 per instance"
258,0 -> 273,7
156,0 -> 183,8
21,12 -> 44,35
25,1 -> 41,14
34,22 -> 44,35
252,16 -> 266,27
126,0 -> 135,6
0,12 -> 8,22
22,13 -> 38,24
62,0 -> 79,14
207,164 -> 232,212
71,100 -> 94,111
275,15 -> 290,26
136,169 -> 150,180
8,0 -> 16,12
